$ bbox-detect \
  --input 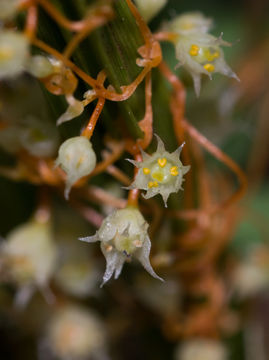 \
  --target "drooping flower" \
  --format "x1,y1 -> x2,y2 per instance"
174,32 -> 239,96
168,12 -> 213,35
0,30 -> 29,79
127,135 -> 190,207
0,116 -> 60,157
55,136 -> 96,199
79,206 -> 163,286
1,217 -> 57,306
